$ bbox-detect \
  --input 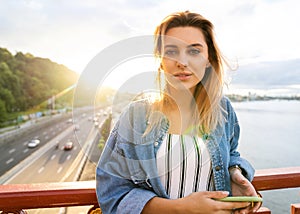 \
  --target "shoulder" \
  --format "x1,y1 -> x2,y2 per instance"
220,96 -> 238,122
117,98 -> 152,131
220,96 -> 234,110
113,98 -> 160,144
121,98 -> 151,119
